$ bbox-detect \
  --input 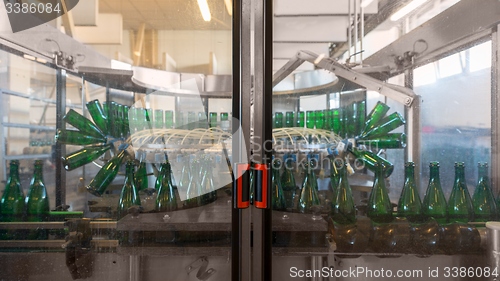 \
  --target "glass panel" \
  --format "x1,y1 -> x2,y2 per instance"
415,41 -> 492,197
0,1 -> 234,279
